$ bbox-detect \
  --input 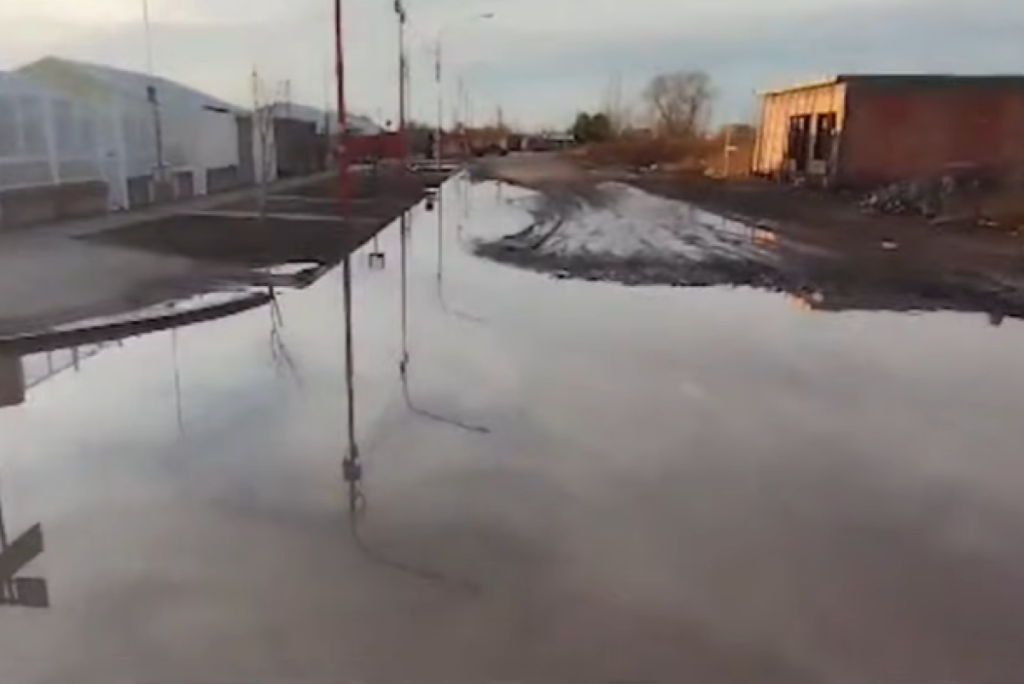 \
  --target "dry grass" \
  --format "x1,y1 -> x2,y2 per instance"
577,135 -> 710,171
